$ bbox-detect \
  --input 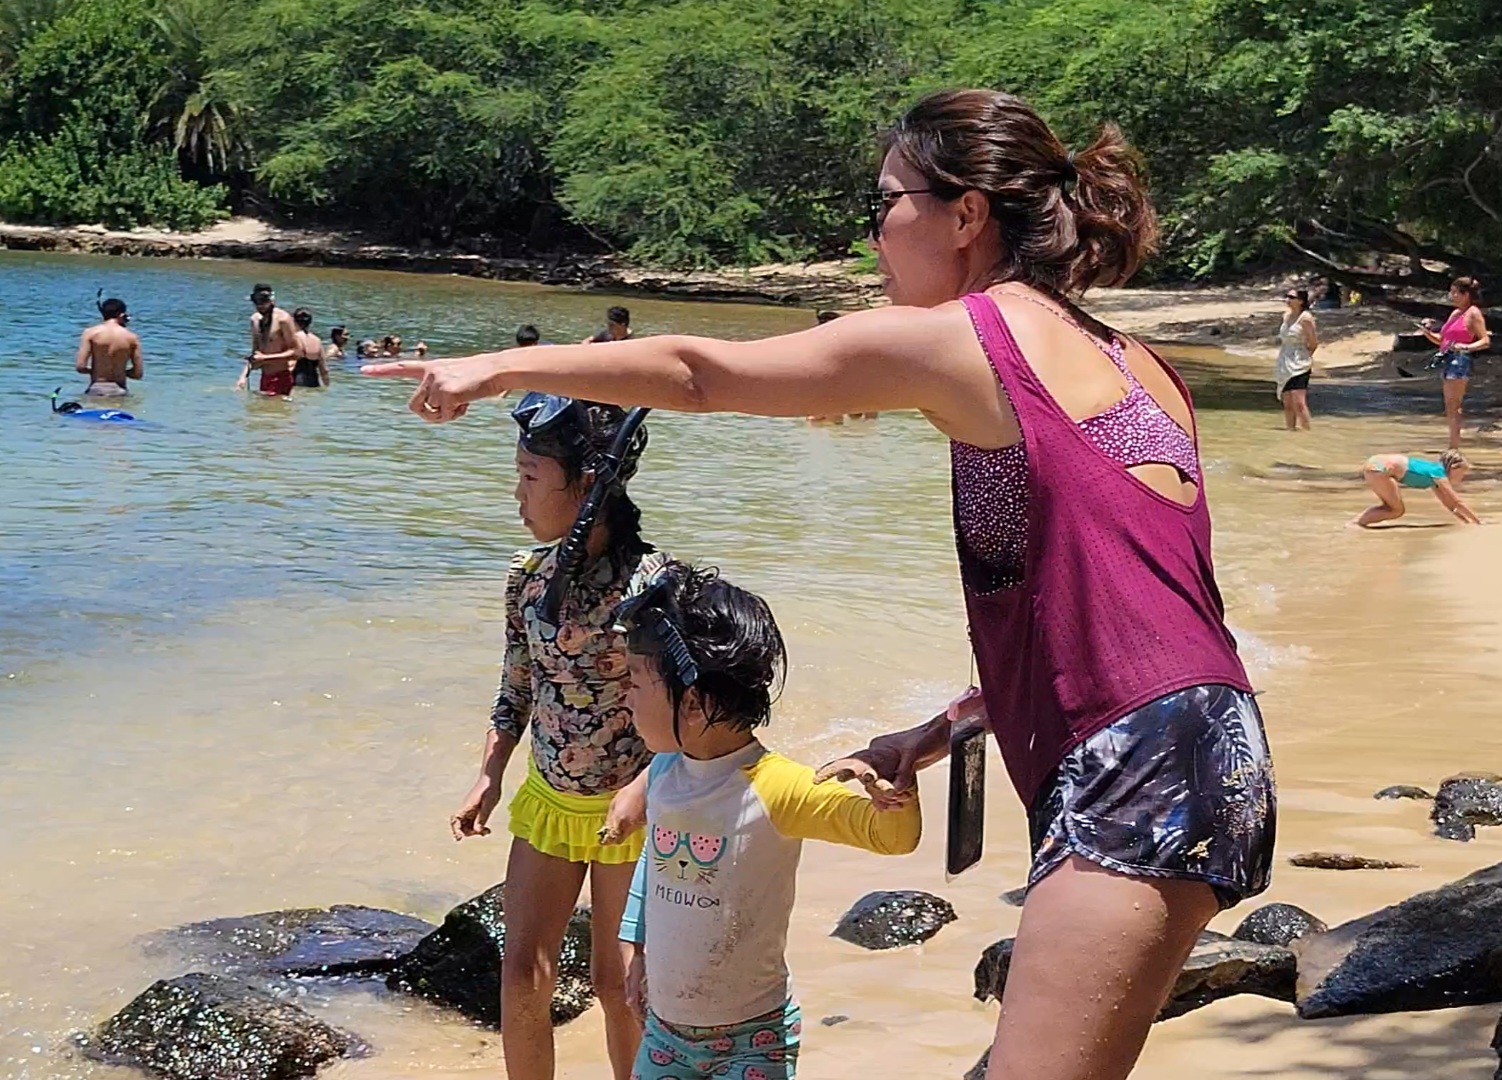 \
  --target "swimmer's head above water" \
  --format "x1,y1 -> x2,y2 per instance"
97,296 -> 129,325
515,324 -> 541,347
612,561 -> 786,751
249,284 -> 275,313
